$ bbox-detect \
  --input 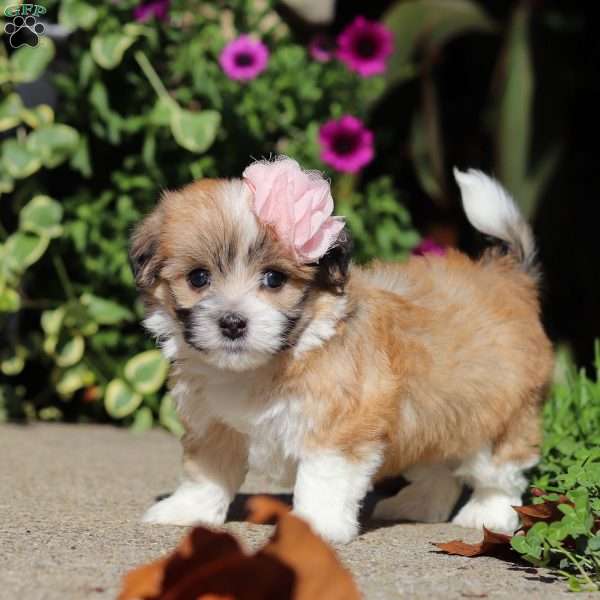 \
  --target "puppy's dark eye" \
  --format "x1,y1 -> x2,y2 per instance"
188,268 -> 211,289
263,270 -> 287,289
